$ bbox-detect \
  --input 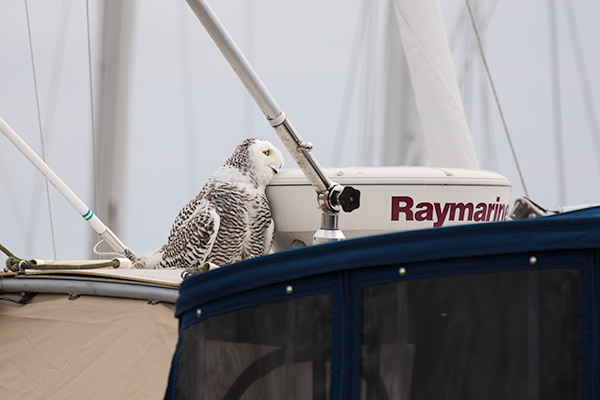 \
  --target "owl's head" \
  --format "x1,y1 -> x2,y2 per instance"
248,139 -> 284,188
225,138 -> 284,188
